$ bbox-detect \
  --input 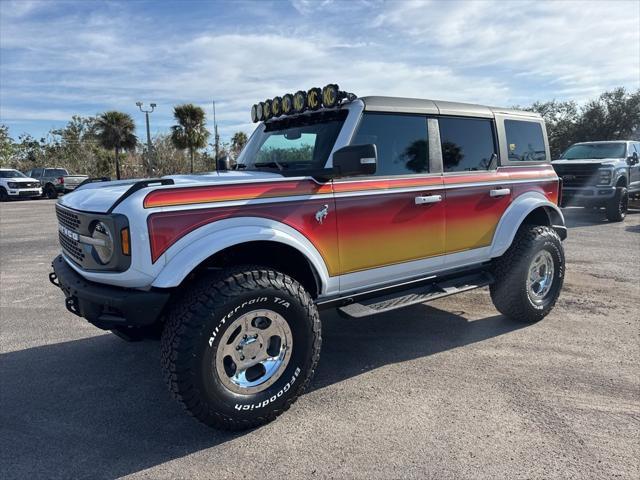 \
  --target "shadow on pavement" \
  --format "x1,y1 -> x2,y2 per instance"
562,206 -> 639,228
1,304 -> 524,479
